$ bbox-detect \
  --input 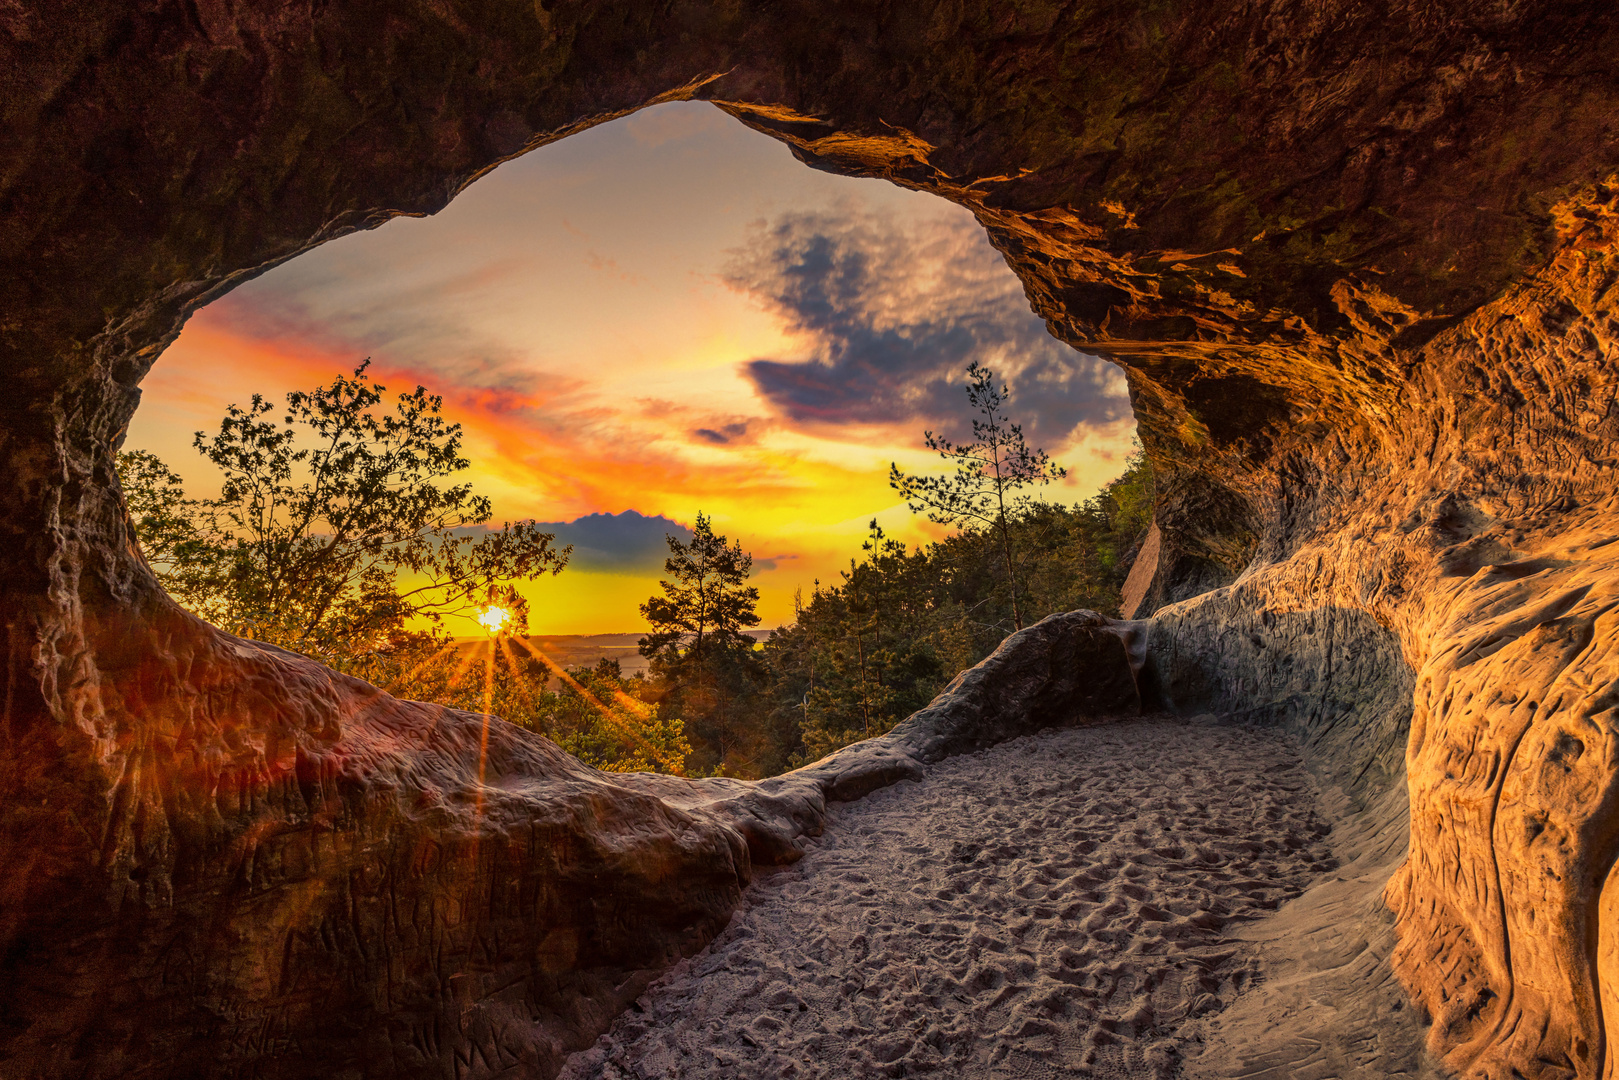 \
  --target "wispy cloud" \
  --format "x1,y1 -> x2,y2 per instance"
202,263 -> 560,404
724,207 -> 1129,449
